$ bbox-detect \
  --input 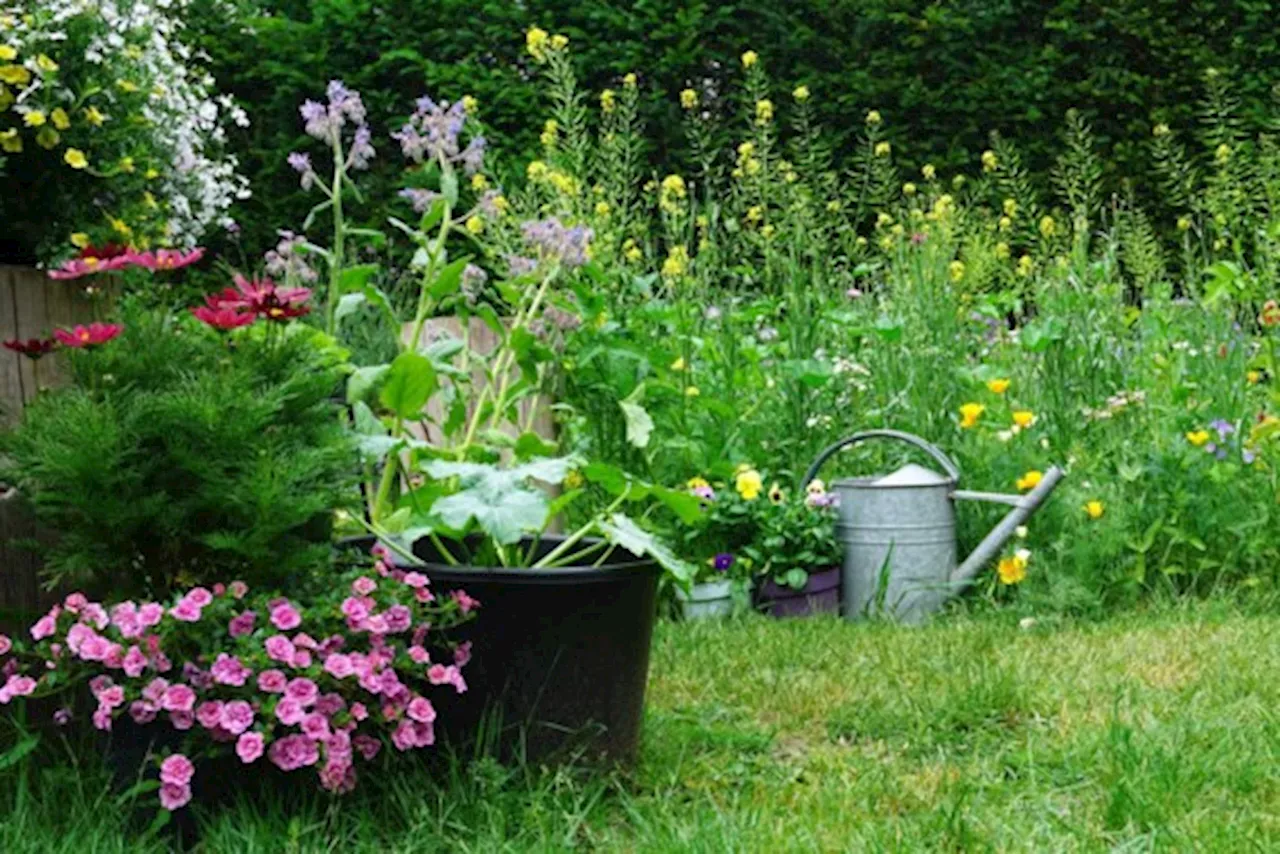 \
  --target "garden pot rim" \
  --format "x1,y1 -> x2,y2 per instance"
336,534 -> 660,584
